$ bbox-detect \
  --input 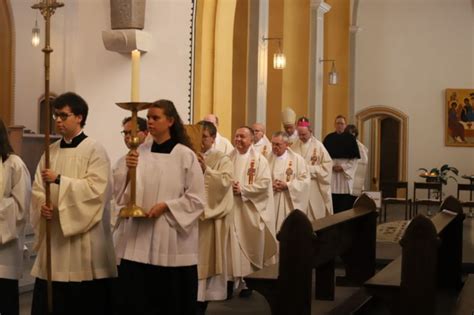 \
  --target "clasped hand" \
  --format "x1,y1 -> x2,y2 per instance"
273,179 -> 288,192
